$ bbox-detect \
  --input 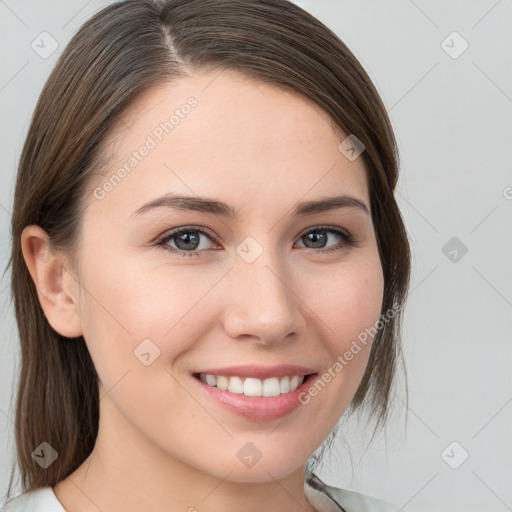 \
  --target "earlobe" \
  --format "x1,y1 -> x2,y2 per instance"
20,225 -> 83,338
